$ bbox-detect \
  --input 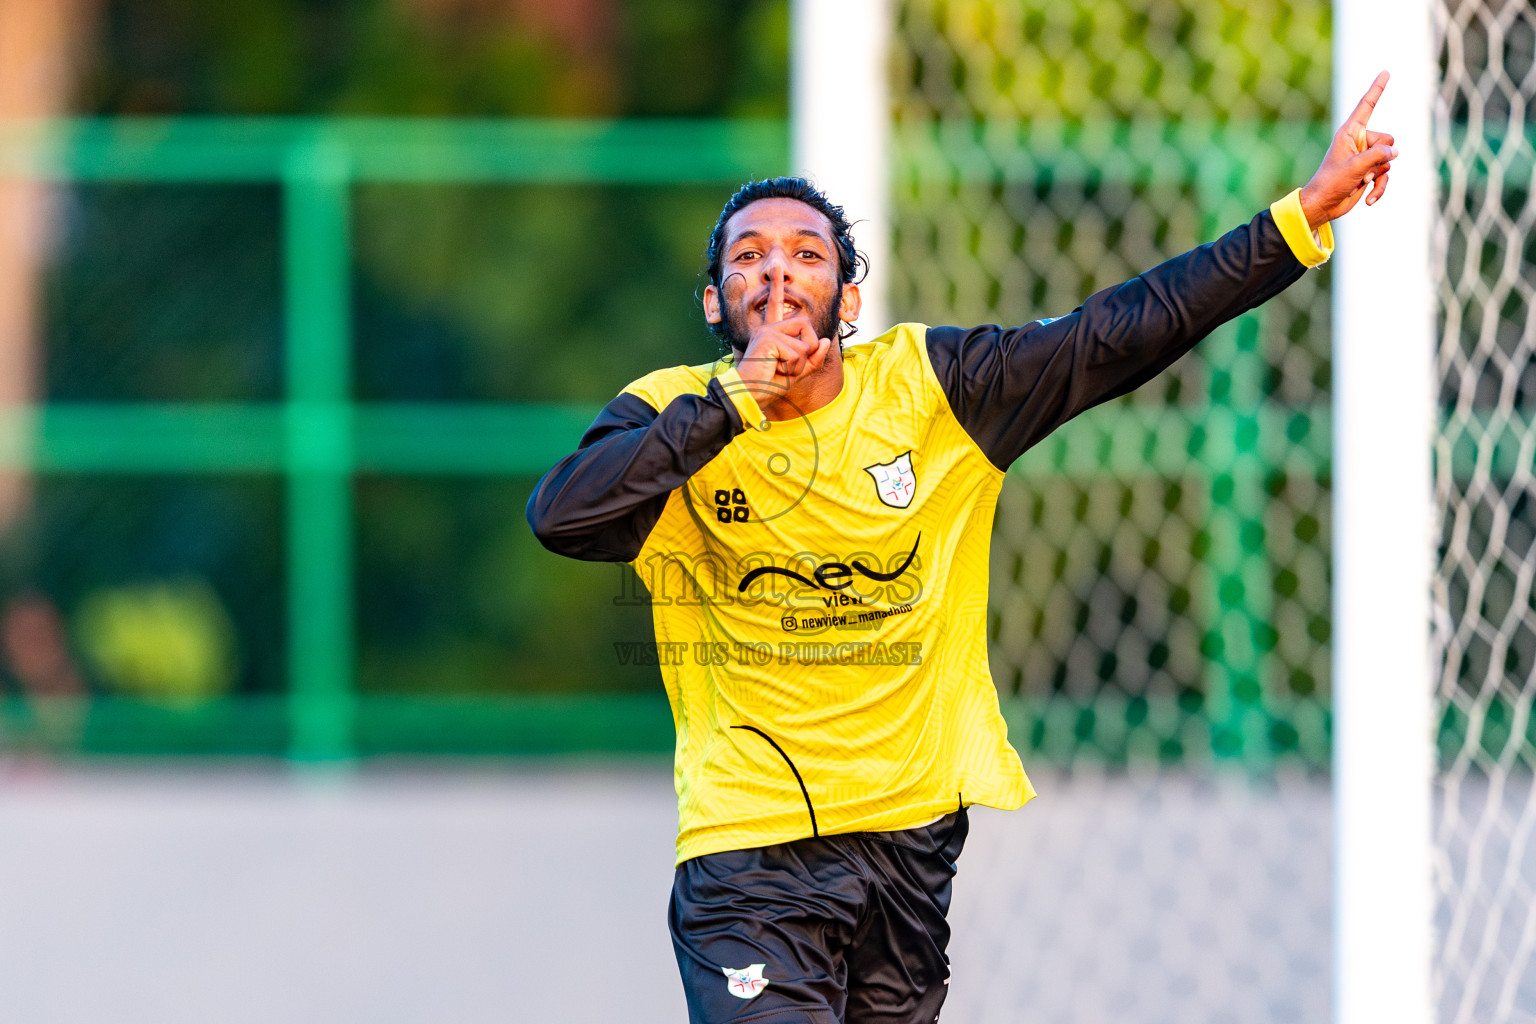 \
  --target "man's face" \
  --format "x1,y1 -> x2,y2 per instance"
704,197 -> 859,353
